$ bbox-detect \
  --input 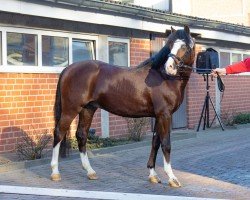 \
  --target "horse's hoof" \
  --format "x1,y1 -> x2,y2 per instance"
51,173 -> 61,181
149,175 -> 161,184
87,173 -> 98,180
169,178 -> 181,188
